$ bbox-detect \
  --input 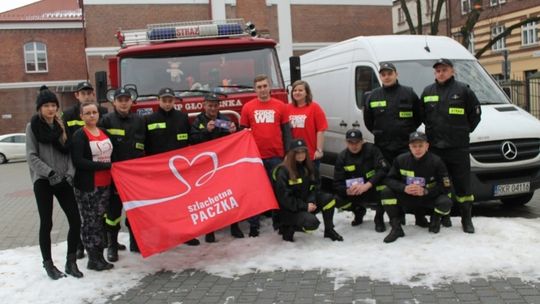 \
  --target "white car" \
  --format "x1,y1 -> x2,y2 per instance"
0,133 -> 26,164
